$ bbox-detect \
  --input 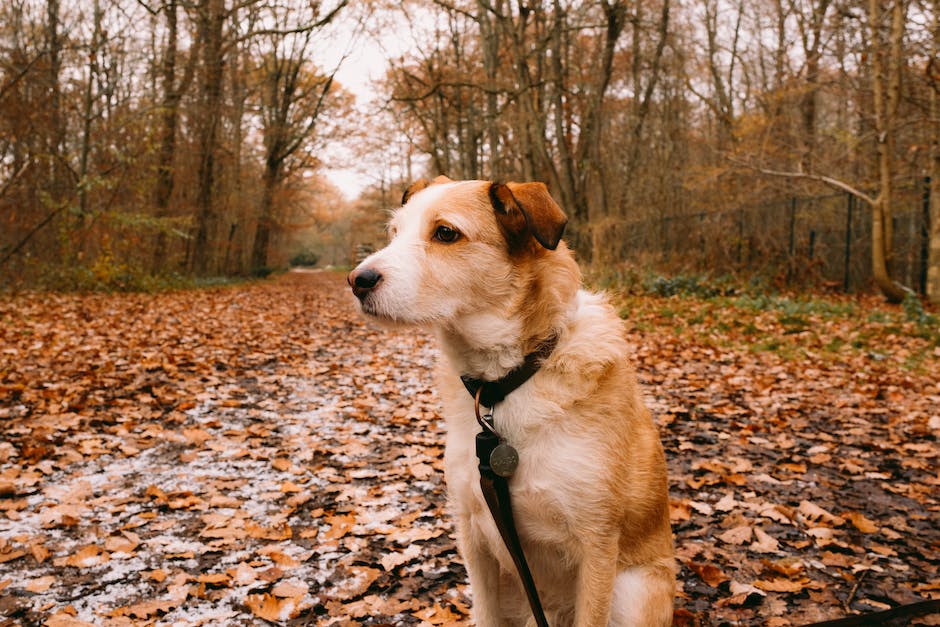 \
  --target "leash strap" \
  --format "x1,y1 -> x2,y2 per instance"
476,428 -> 550,627
799,599 -> 940,626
